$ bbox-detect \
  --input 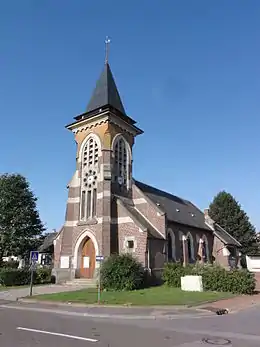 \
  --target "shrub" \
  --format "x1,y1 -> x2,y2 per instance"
0,268 -> 52,287
0,268 -> 30,286
100,253 -> 144,291
2,260 -> 19,269
162,262 -> 256,294
162,262 -> 193,287
34,268 -> 52,285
